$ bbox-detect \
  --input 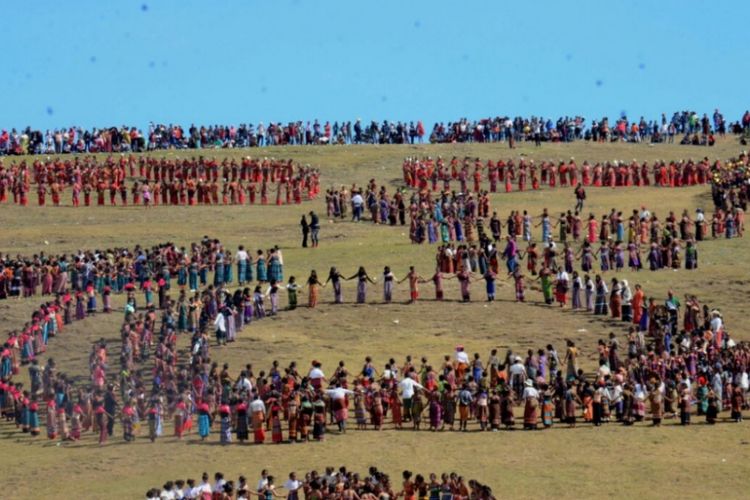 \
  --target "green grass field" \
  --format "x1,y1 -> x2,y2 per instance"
1,138 -> 750,499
